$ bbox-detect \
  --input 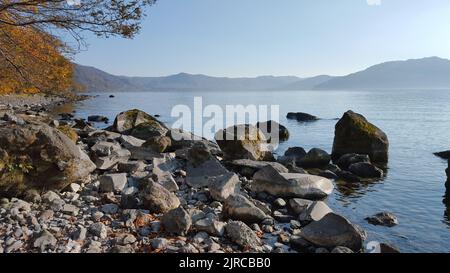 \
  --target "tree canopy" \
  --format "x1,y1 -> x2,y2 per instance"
0,0 -> 156,95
